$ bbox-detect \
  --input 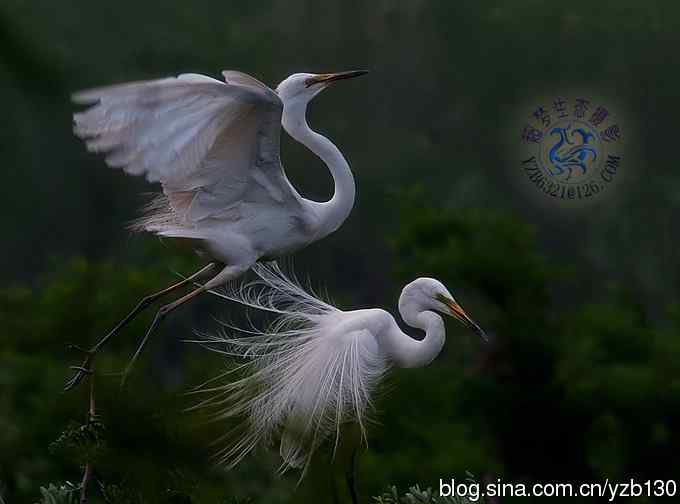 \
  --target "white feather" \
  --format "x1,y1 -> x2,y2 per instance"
72,70 -> 363,288
187,264 -> 483,477
190,262 -> 389,474
72,73 -> 298,239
